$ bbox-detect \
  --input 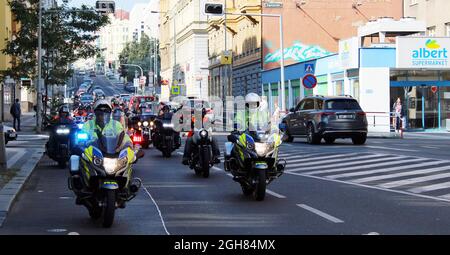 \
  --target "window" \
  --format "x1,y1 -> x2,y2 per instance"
316,99 -> 324,110
325,99 -> 362,110
300,99 -> 315,110
427,26 -> 436,37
